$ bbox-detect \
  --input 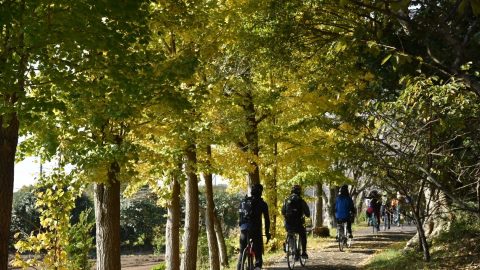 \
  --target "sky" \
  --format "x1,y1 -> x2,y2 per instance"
14,157 -> 229,192
14,157 -> 47,191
